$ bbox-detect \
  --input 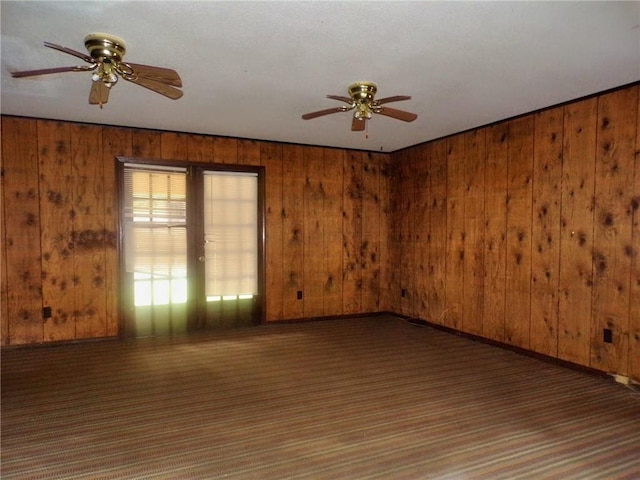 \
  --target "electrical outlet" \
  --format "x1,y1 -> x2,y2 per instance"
603,328 -> 613,343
